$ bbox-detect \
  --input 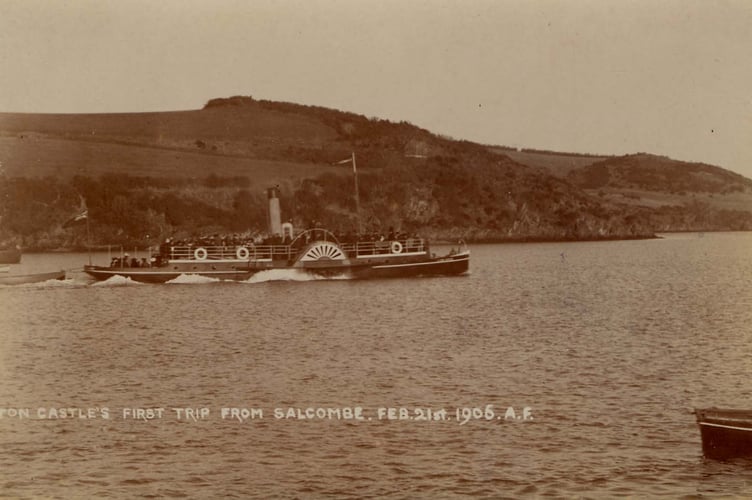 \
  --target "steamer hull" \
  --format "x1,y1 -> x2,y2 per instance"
83,265 -> 255,284
350,252 -> 470,279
